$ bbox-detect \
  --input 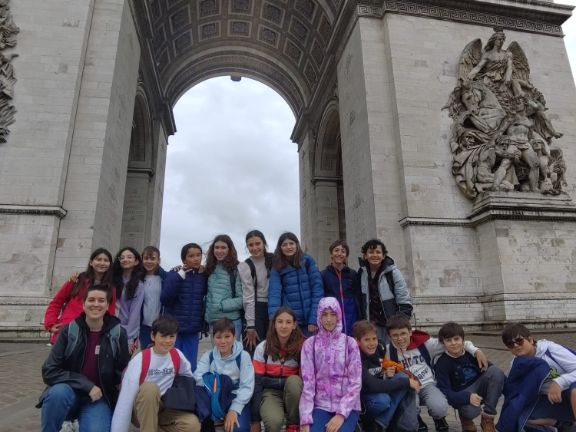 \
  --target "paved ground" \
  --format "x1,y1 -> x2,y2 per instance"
1,331 -> 574,431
